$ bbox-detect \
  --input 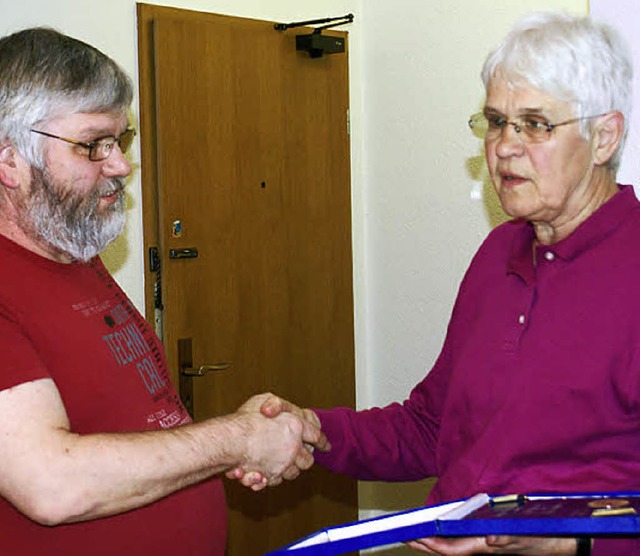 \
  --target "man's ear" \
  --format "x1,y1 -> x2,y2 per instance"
0,144 -> 23,189
592,111 -> 624,166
